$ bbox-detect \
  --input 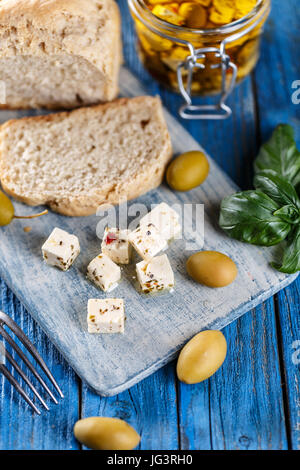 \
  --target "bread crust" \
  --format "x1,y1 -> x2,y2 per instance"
0,97 -> 173,216
0,0 -> 122,108
0,0 -> 113,40
0,0 -> 111,20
